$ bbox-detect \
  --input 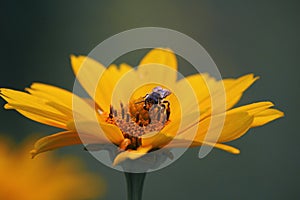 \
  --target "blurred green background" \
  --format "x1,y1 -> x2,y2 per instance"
0,1 -> 298,199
